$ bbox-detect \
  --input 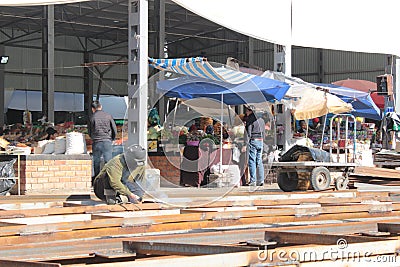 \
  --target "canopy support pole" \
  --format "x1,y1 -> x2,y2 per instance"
395,58 -> 400,113
220,94 -> 223,172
